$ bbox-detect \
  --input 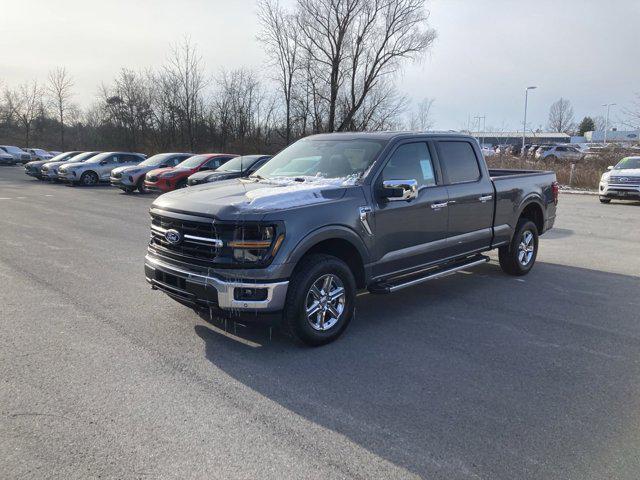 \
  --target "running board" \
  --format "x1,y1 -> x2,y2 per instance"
368,255 -> 490,294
